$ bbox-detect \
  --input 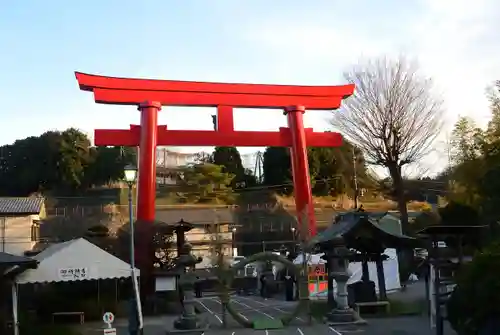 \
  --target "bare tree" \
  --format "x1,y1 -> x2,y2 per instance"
331,55 -> 443,234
